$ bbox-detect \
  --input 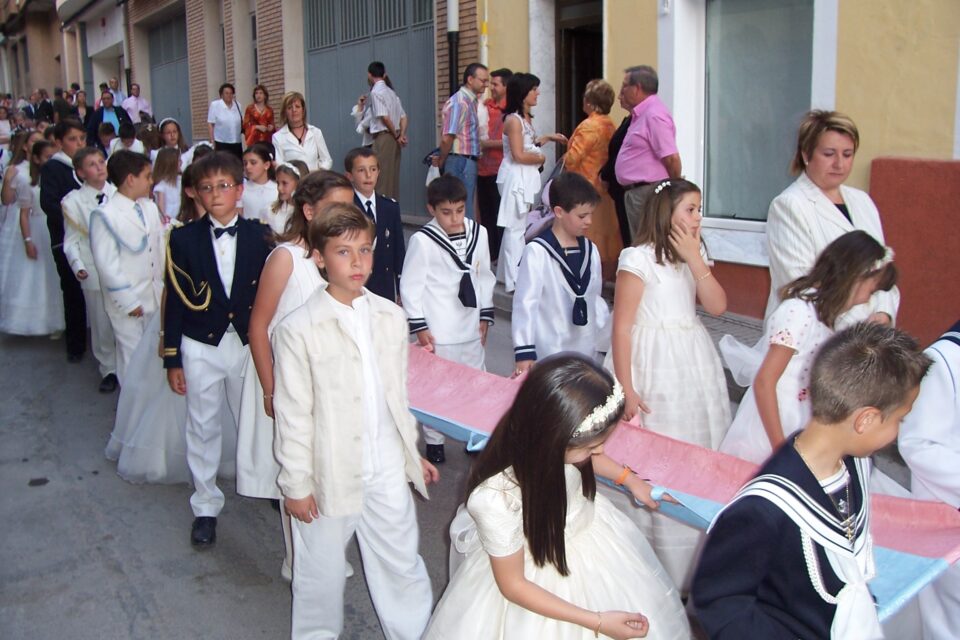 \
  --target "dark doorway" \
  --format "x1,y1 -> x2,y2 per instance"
557,1 -> 603,138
